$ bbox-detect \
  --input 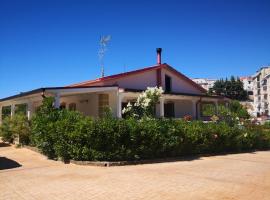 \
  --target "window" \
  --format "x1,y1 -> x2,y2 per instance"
68,103 -> 76,111
1,106 -> 11,119
165,75 -> 172,92
15,104 -> 27,115
164,102 -> 174,118
60,102 -> 66,109
99,94 -> 109,117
